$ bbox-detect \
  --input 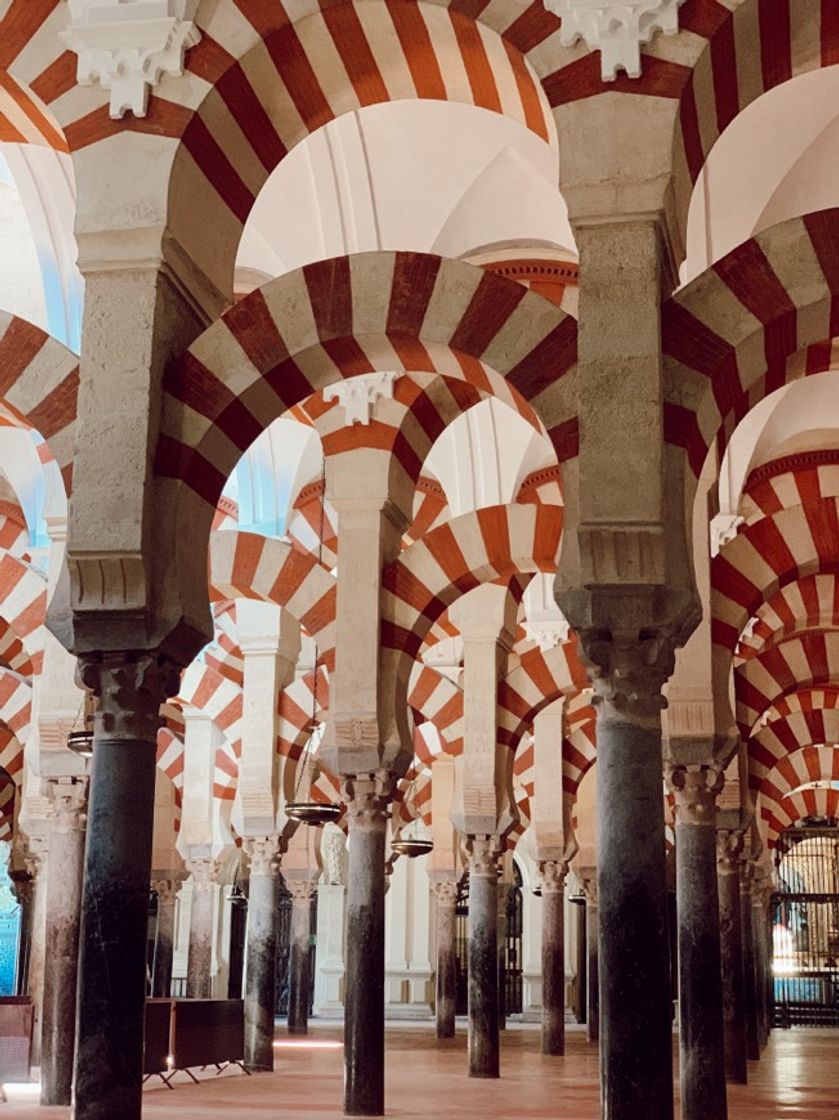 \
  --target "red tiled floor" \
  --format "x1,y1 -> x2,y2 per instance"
3,1024 -> 837,1118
